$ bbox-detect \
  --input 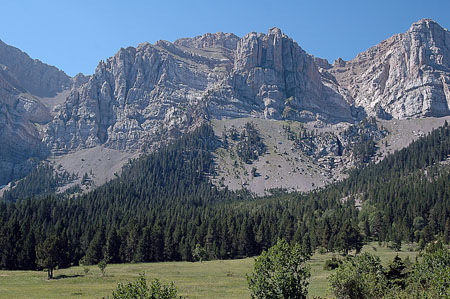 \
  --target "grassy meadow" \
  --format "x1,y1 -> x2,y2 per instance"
0,242 -> 418,298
